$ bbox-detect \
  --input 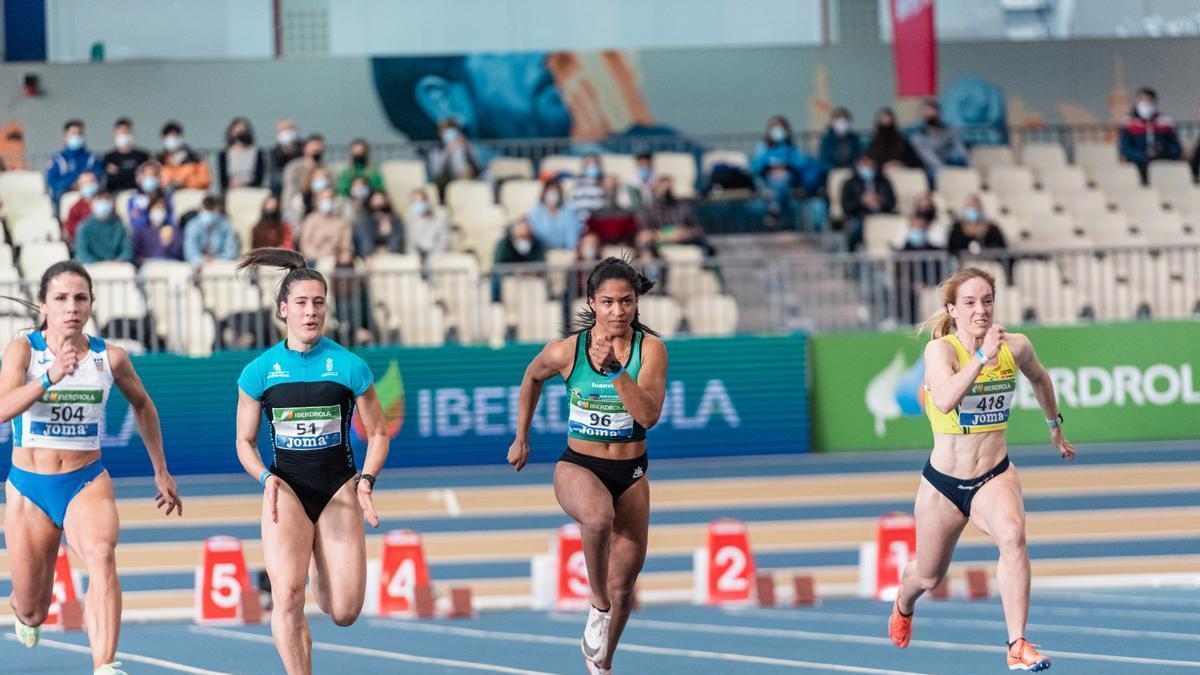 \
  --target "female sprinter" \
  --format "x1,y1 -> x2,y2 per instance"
234,248 -> 389,675
0,261 -> 183,675
507,257 -> 668,675
888,267 -> 1075,672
